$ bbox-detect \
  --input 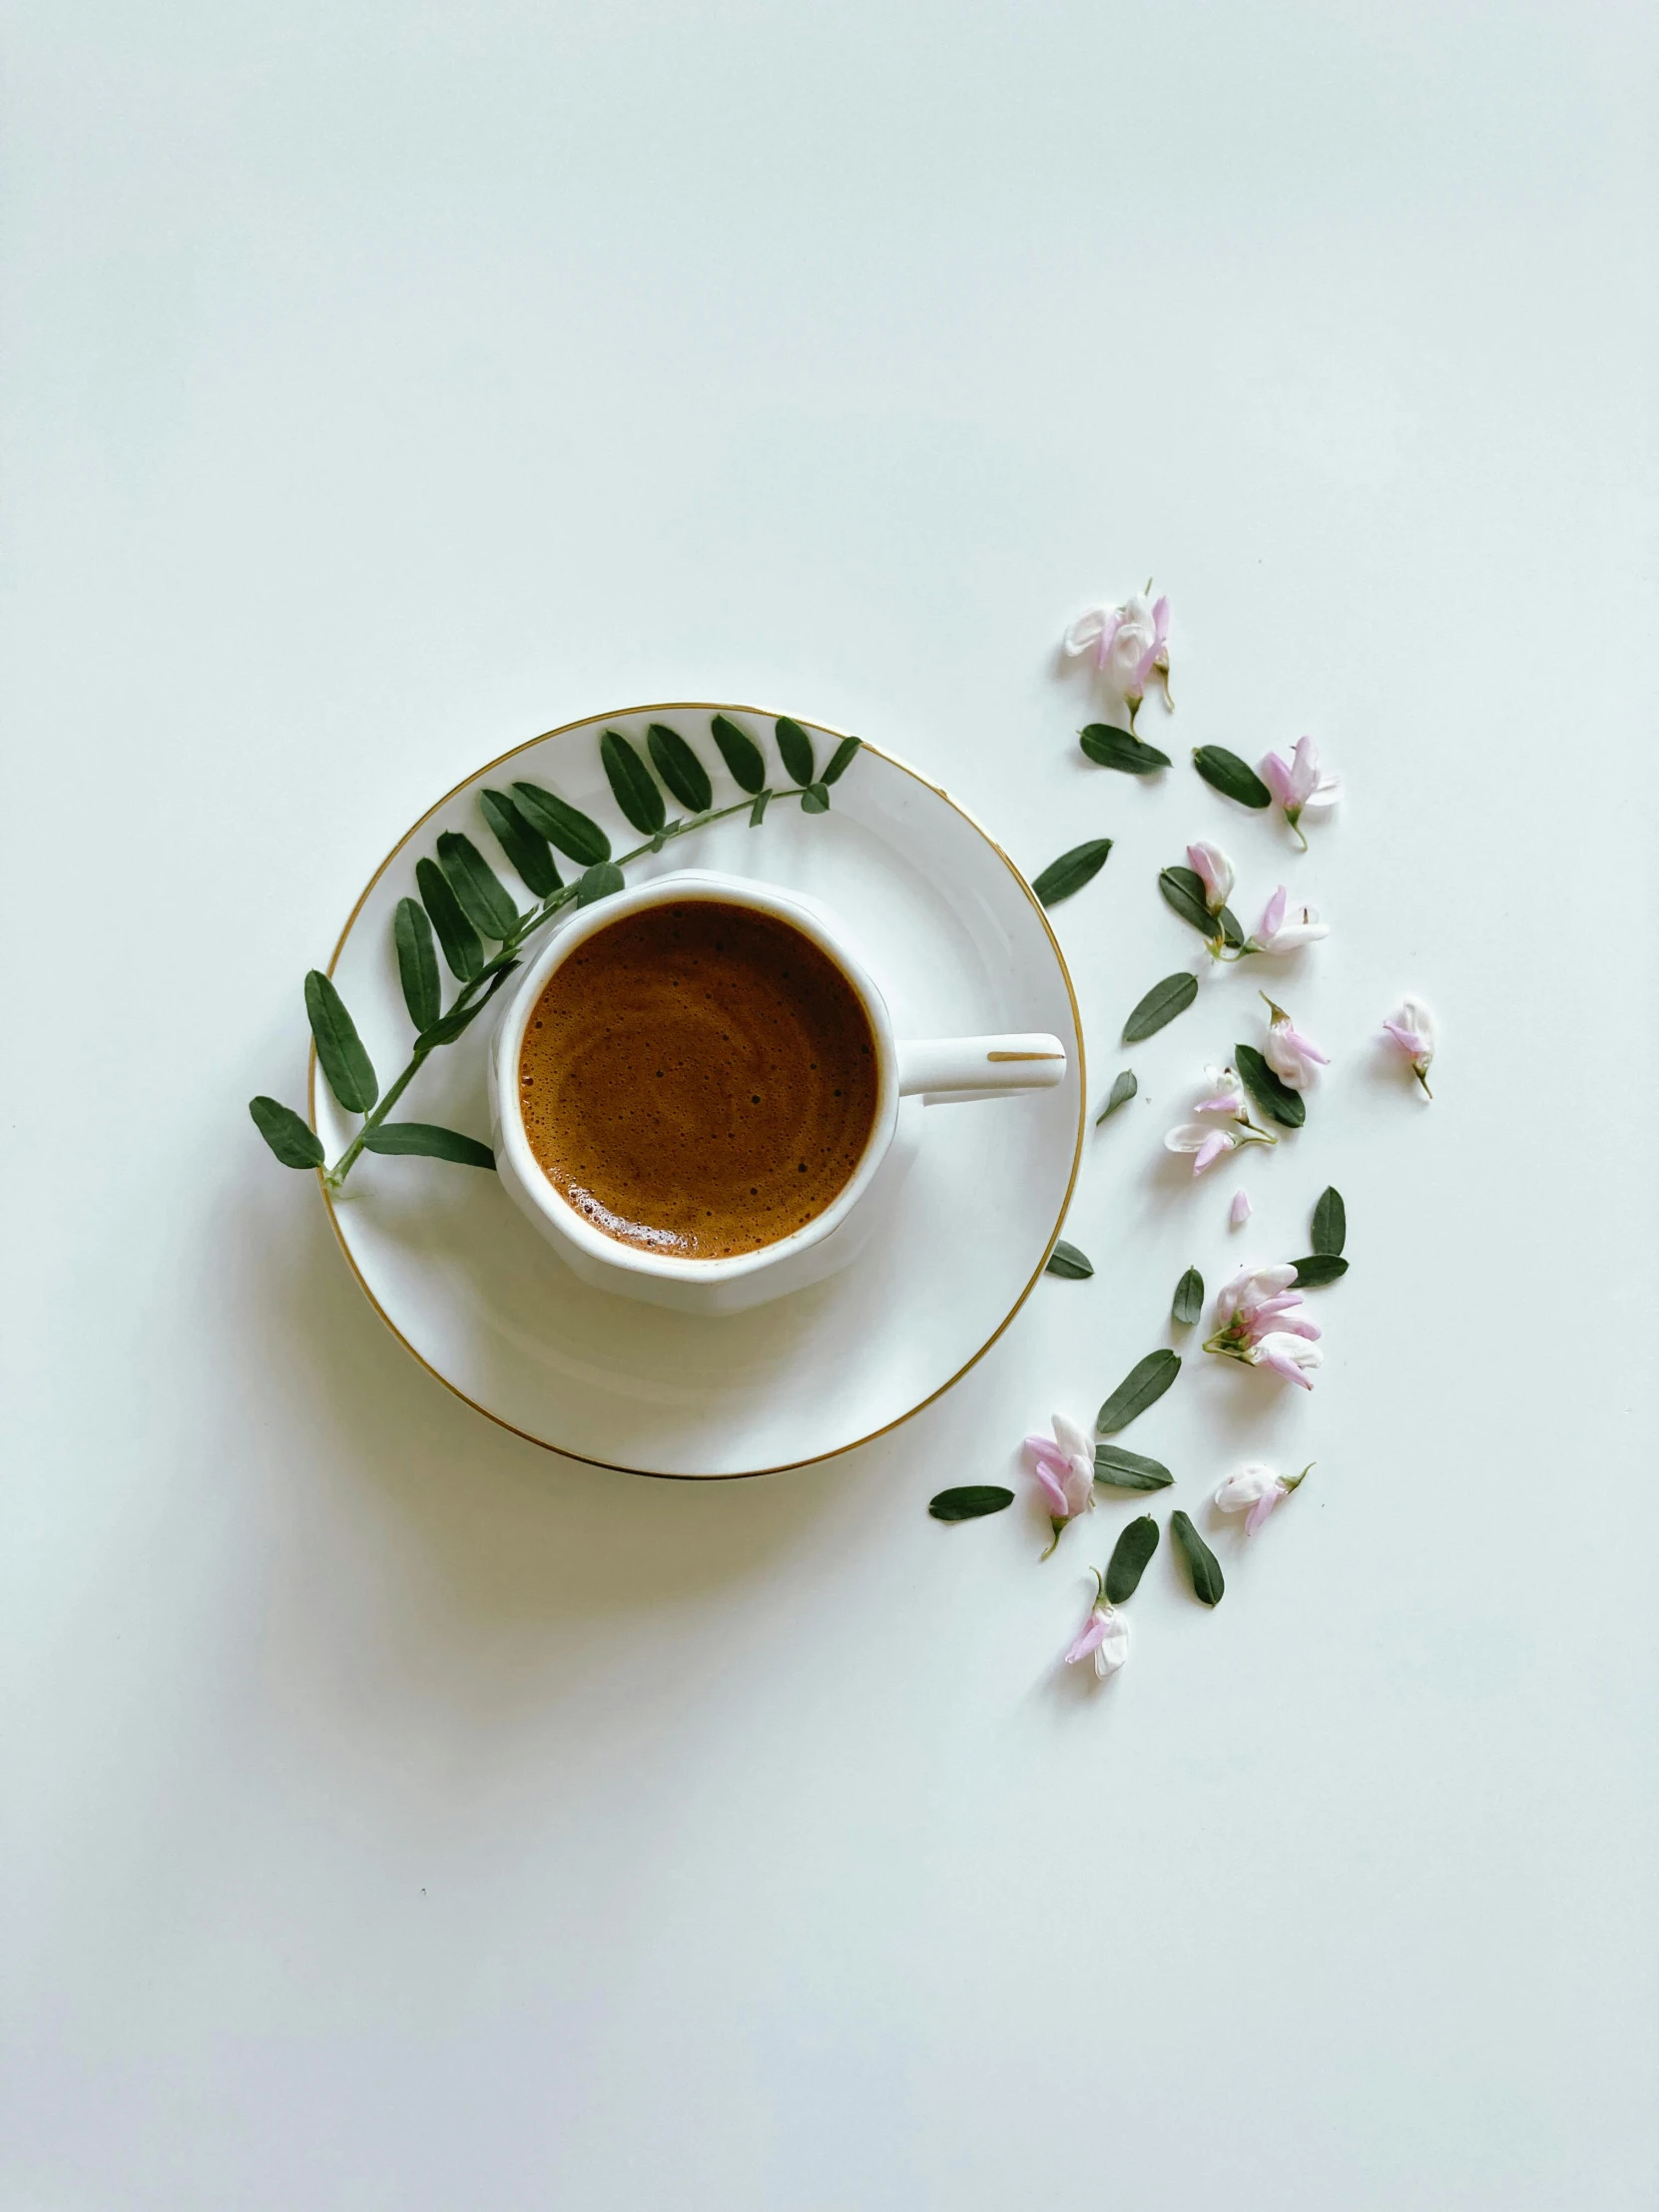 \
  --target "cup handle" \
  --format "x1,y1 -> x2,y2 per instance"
895,1033 -> 1068,1104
